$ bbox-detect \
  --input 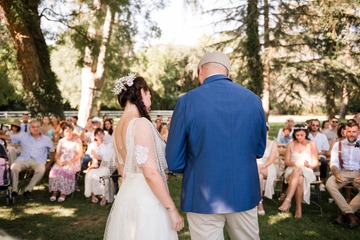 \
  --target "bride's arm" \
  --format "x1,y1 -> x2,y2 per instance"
134,119 -> 184,232
142,167 -> 183,231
